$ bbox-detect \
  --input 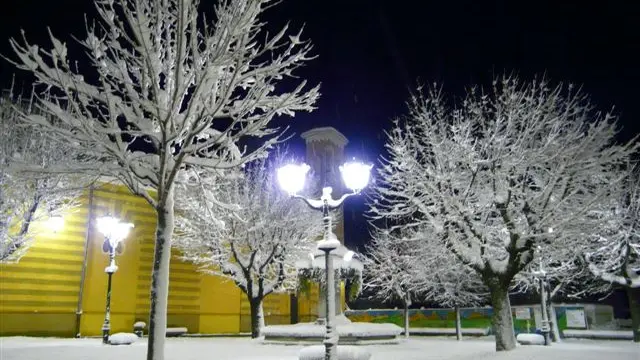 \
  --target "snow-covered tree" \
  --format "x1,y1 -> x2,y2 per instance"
175,156 -> 323,338
1,93 -> 89,262
369,77 -> 635,351
420,250 -> 486,341
365,224 -> 485,340
5,0 -> 319,358
514,241 -> 595,342
515,167 -> 640,343
581,168 -> 640,342
363,227 -> 421,338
